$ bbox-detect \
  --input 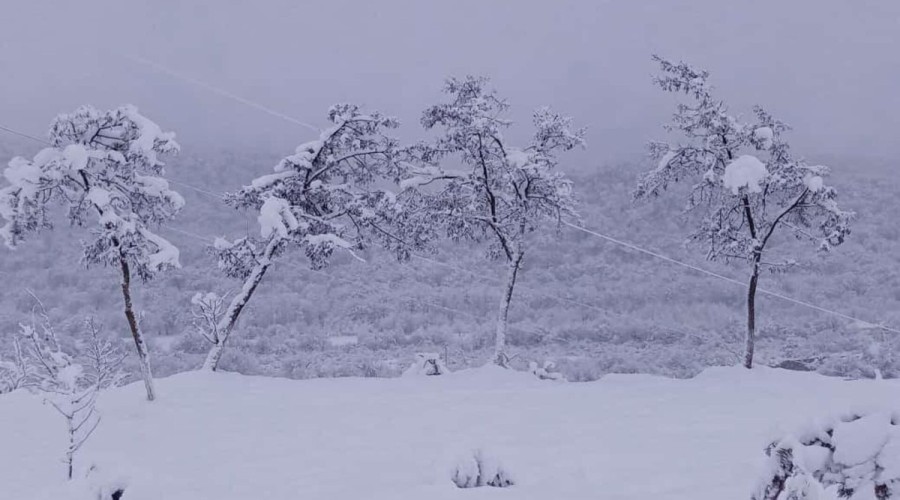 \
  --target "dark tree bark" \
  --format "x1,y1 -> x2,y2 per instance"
745,256 -> 761,369
493,252 -> 524,367
202,239 -> 279,372
119,255 -> 155,401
